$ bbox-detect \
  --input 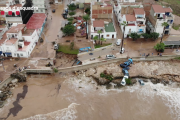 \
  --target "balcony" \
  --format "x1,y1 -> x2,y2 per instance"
166,15 -> 174,20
